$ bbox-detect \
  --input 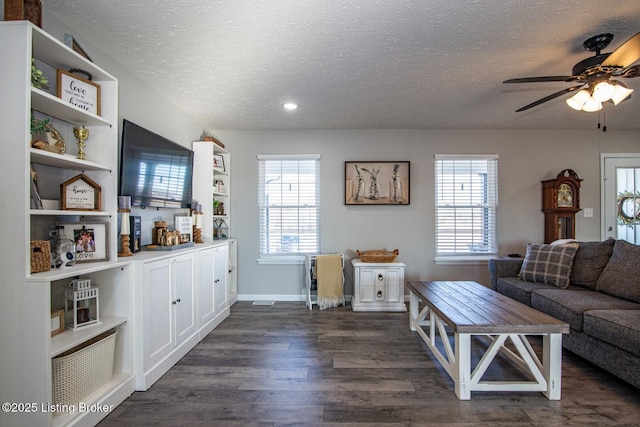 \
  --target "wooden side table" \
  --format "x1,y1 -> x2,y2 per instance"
352,259 -> 406,312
